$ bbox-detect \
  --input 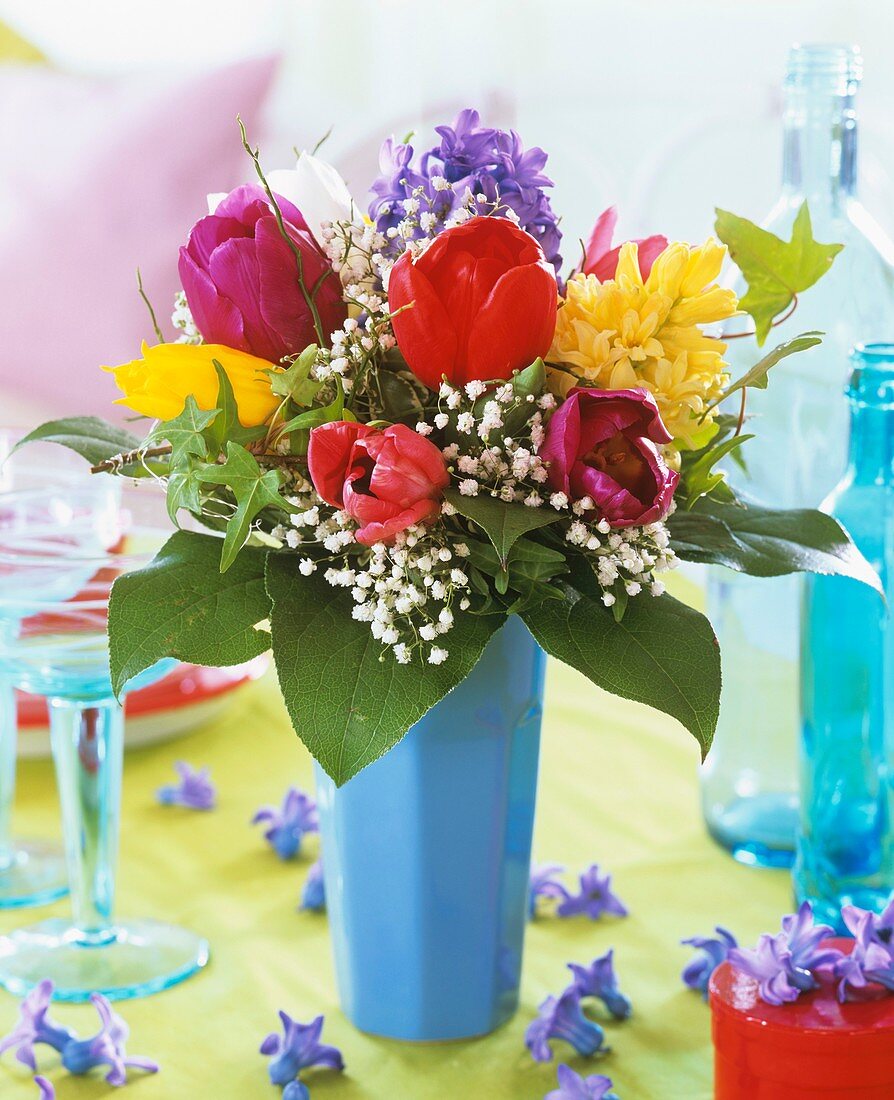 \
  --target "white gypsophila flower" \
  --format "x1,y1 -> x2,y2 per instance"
428,647 -> 448,665
171,291 -> 201,344
456,412 -> 475,434
458,479 -> 479,497
298,558 -> 316,576
415,422 -> 433,436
